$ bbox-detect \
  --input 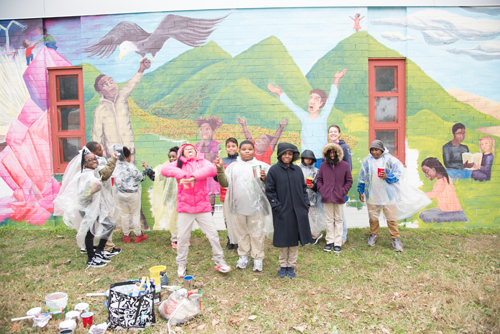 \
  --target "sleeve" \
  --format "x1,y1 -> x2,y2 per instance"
357,160 -> 368,194
385,156 -> 403,184
216,166 -> 228,188
316,165 -> 324,194
120,72 -> 143,98
343,167 -> 353,196
342,145 -> 352,171
142,167 -> 155,181
130,166 -> 145,183
265,169 -> 281,208
191,160 -> 217,181
318,85 -> 338,122
161,161 -> 188,180
443,143 -> 452,168
280,93 -> 307,122
299,170 -> 310,207
98,156 -> 117,181
426,180 -> 446,199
